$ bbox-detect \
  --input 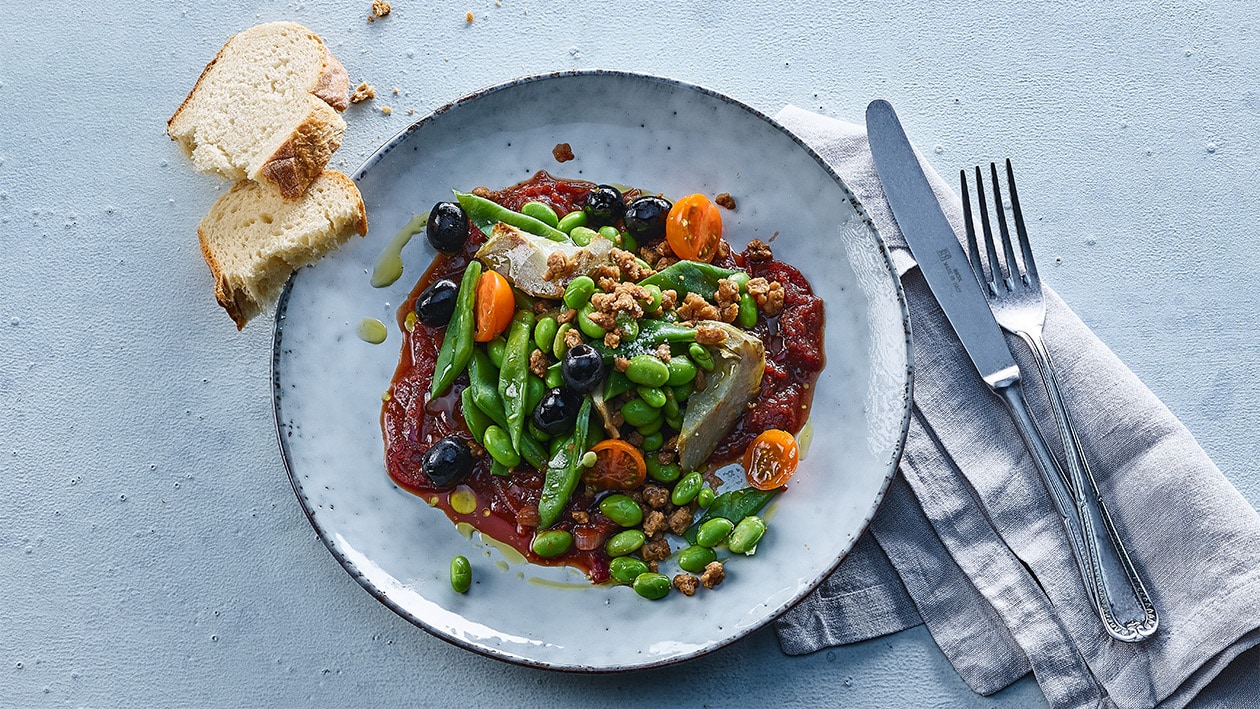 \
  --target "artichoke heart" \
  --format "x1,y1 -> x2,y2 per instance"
677,322 -> 766,471
474,222 -> 615,298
